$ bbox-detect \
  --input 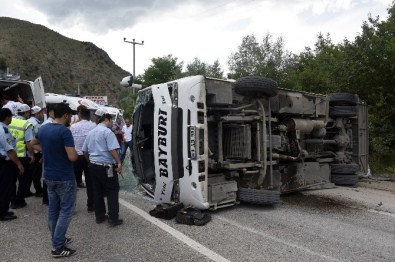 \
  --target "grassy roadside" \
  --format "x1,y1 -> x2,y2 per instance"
369,152 -> 395,179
